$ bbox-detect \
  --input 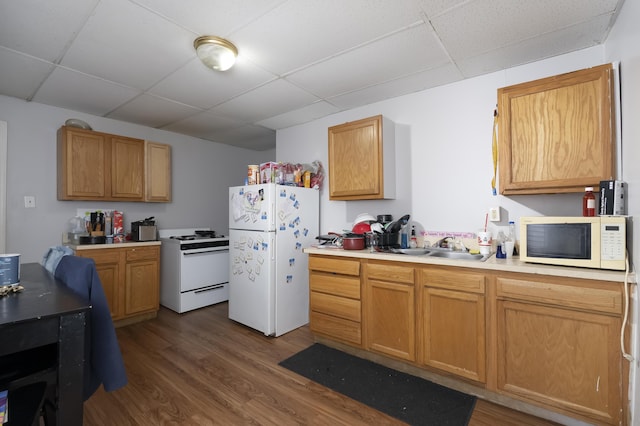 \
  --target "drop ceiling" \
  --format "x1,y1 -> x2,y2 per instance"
0,0 -> 624,150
